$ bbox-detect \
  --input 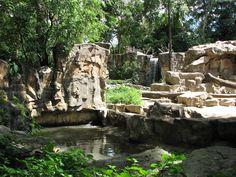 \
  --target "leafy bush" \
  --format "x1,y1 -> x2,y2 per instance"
109,61 -> 141,84
106,85 -> 142,105
0,134 -> 187,176
9,61 -> 20,76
